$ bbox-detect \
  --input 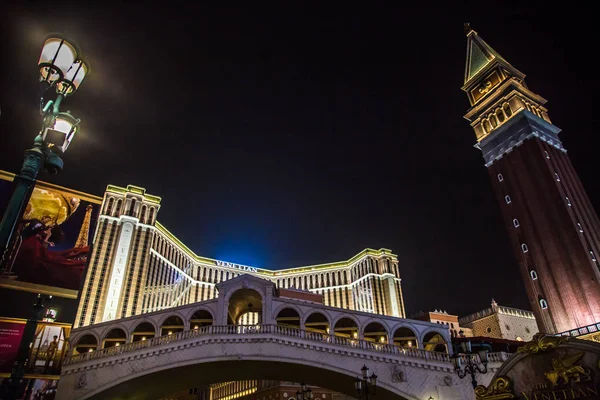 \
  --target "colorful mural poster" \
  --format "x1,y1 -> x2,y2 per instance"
0,320 -> 26,373
0,173 -> 102,297
26,322 -> 70,376
26,378 -> 58,400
